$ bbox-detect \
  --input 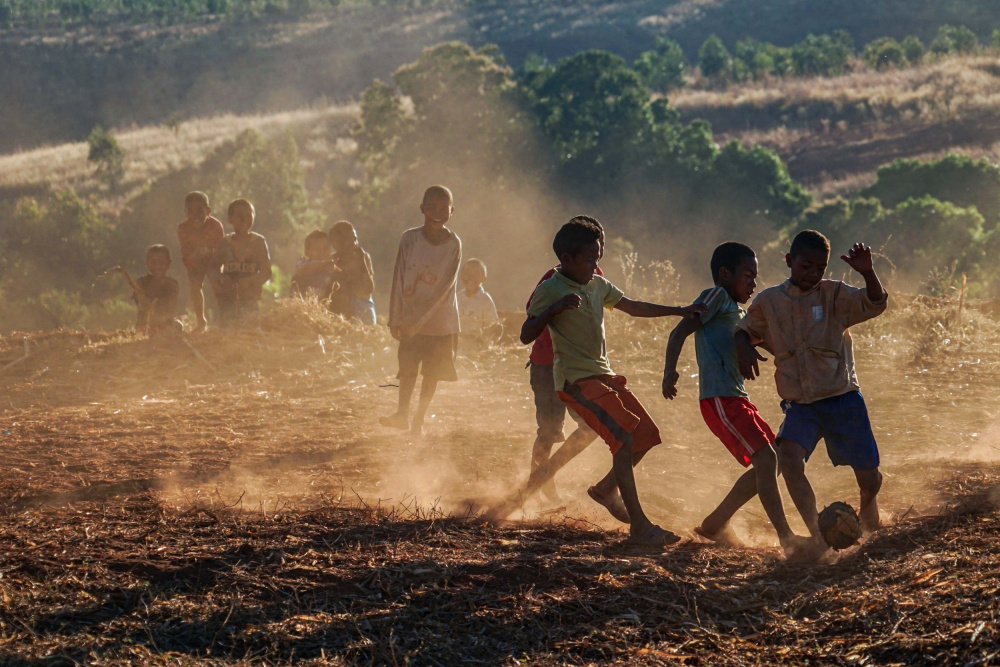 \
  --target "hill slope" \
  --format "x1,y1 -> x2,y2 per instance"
2,0 -> 997,152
